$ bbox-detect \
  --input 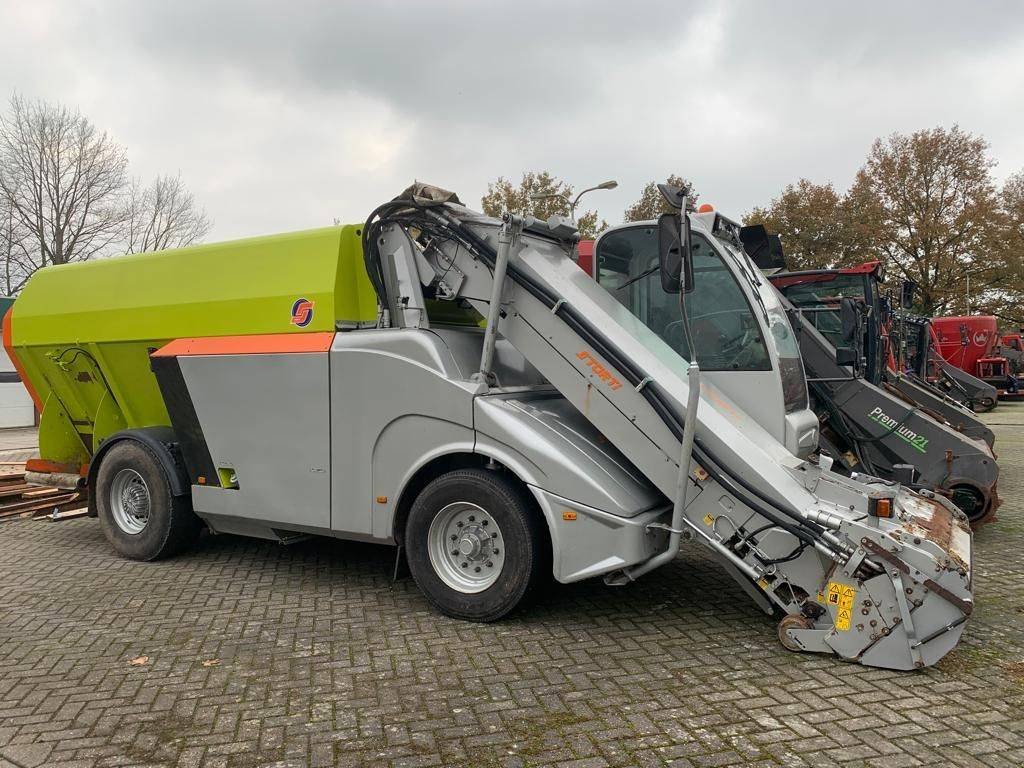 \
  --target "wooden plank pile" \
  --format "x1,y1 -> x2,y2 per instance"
0,462 -> 89,523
